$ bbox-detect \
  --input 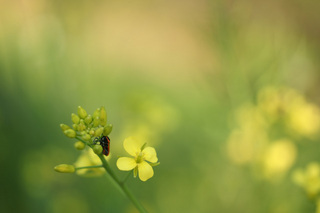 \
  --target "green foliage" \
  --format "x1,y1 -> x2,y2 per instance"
1,0 -> 320,212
